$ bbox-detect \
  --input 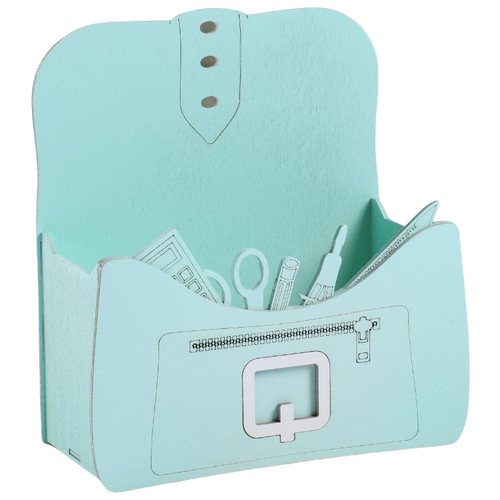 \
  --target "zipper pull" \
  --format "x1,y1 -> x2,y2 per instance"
354,316 -> 375,363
